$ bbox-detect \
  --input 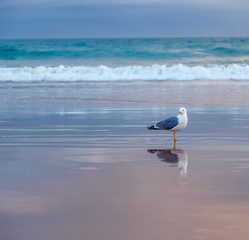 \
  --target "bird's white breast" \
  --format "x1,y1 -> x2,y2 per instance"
170,115 -> 188,132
